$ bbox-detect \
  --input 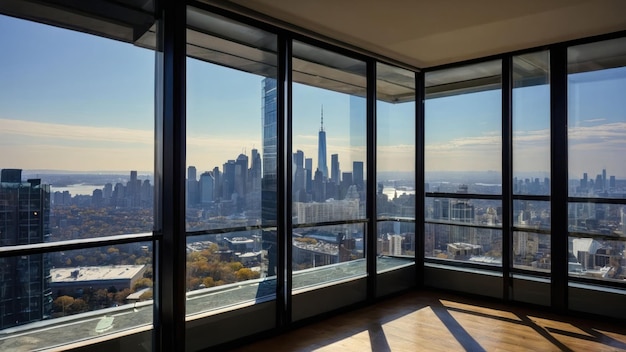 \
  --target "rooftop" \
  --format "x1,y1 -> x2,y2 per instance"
51,265 -> 146,283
